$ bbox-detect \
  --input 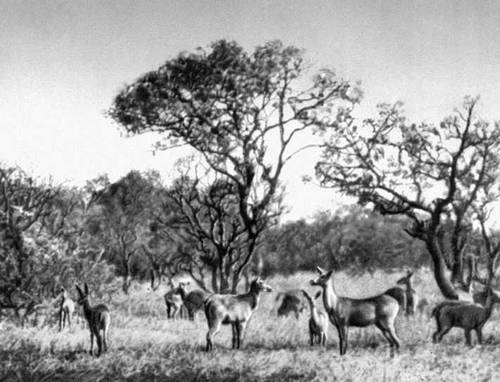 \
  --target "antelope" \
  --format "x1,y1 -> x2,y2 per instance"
311,267 -> 400,355
276,289 -> 306,319
164,281 -> 185,319
176,281 -> 210,320
58,287 -> 75,331
205,278 -> 272,351
432,287 -> 498,346
302,290 -> 328,346
473,287 -> 500,306
75,283 -> 110,357
384,286 -> 407,314
396,270 -> 418,316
